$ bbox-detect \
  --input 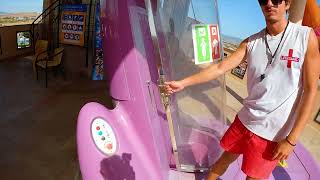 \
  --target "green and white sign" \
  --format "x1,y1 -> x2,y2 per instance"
192,24 -> 221,65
